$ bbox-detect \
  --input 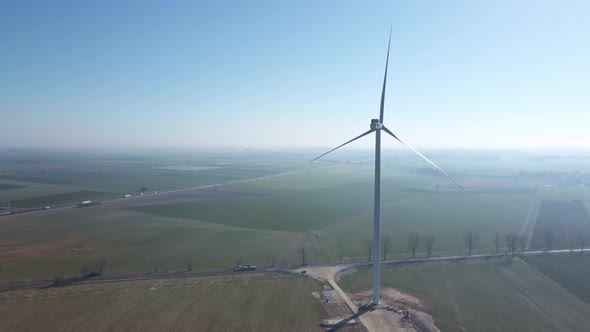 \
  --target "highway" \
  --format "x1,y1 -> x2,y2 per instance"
0,163 -> 338,219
